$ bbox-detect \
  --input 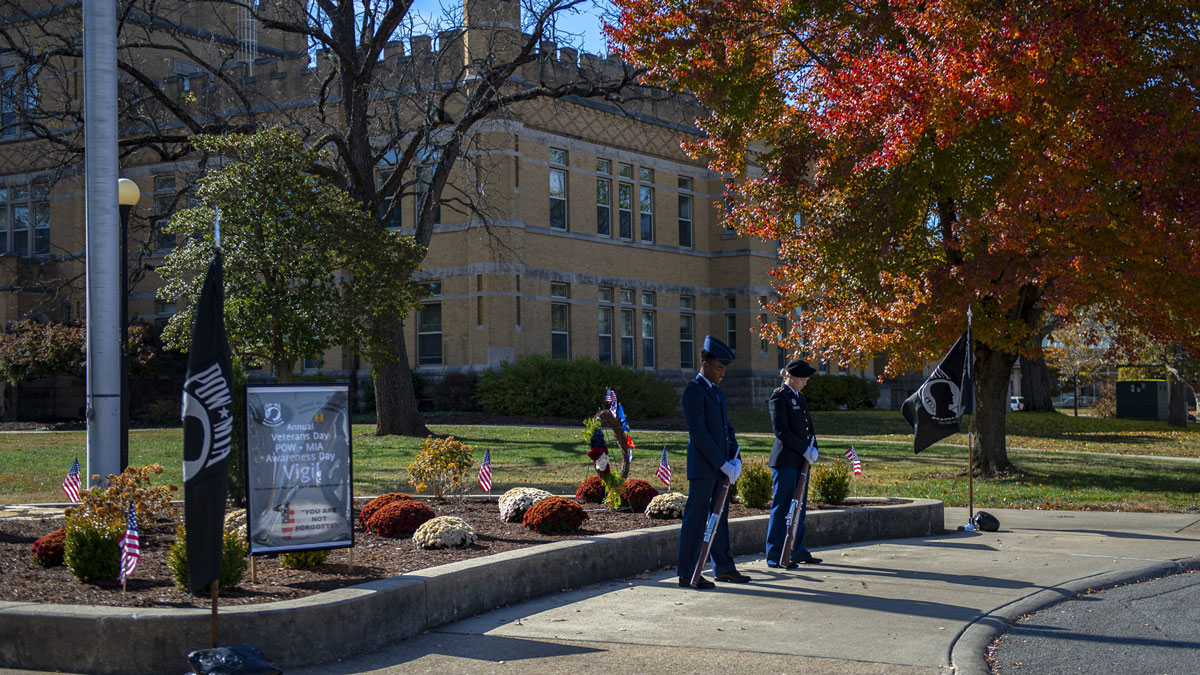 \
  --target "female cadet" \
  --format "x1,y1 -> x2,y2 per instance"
764,358 -> 823,568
